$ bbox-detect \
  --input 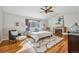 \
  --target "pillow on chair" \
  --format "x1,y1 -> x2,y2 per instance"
11,31 -> 18,36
